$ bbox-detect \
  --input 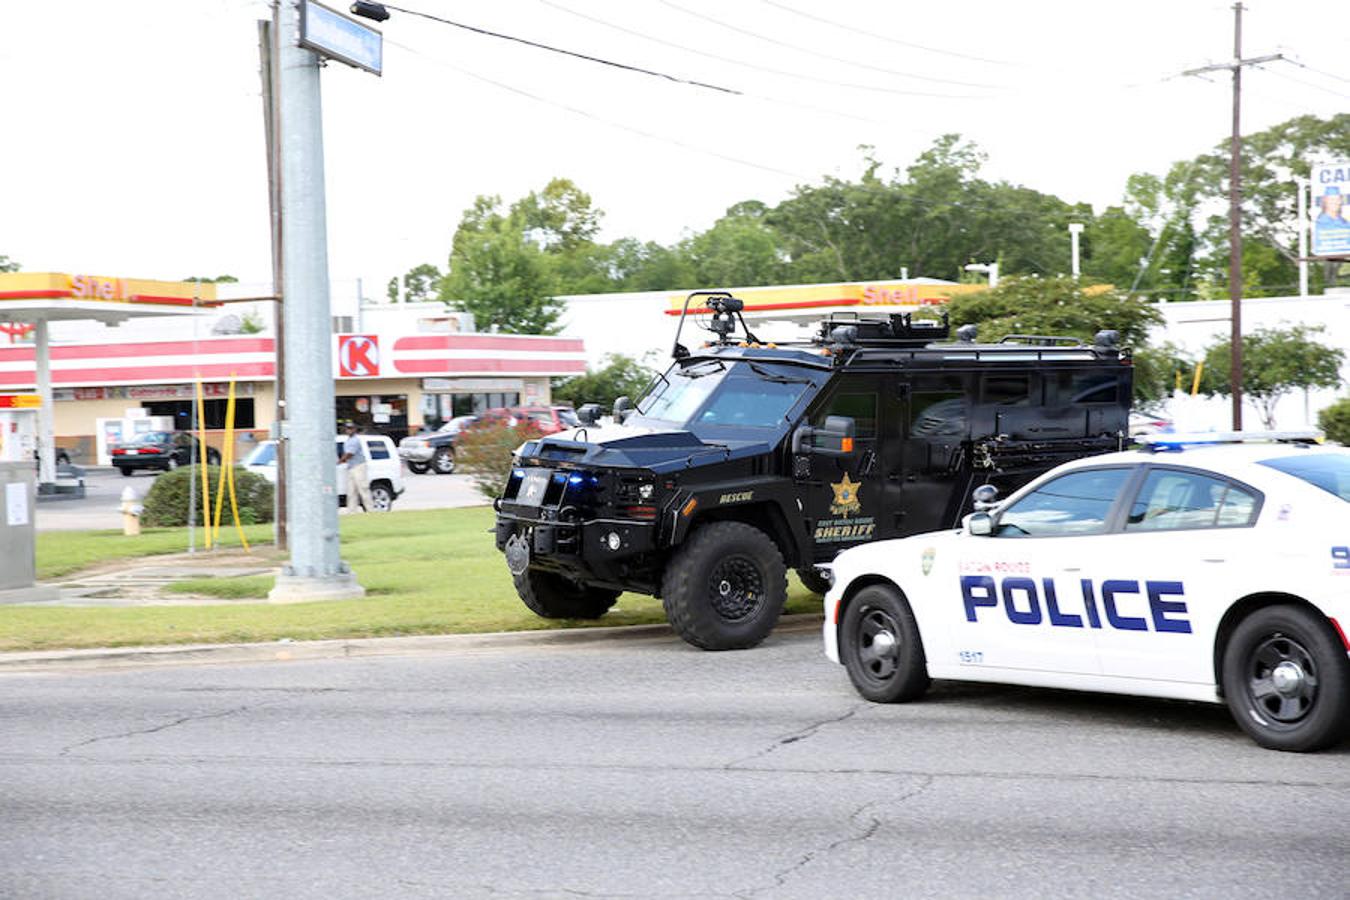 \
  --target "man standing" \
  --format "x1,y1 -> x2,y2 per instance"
338,422 -> 373,513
